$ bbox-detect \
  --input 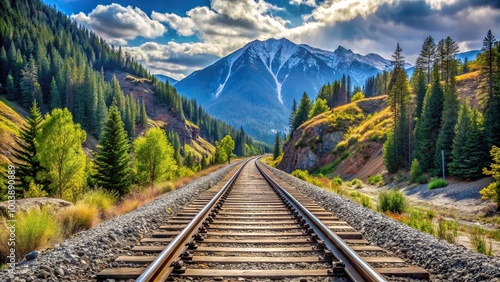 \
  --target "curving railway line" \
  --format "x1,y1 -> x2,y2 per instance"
96,158 -> 429,281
